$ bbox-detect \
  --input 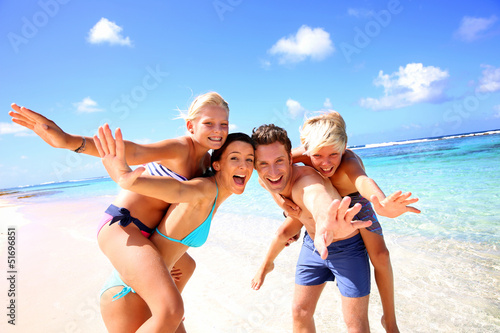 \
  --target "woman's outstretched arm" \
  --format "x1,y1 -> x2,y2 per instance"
94,125 -> 206,204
